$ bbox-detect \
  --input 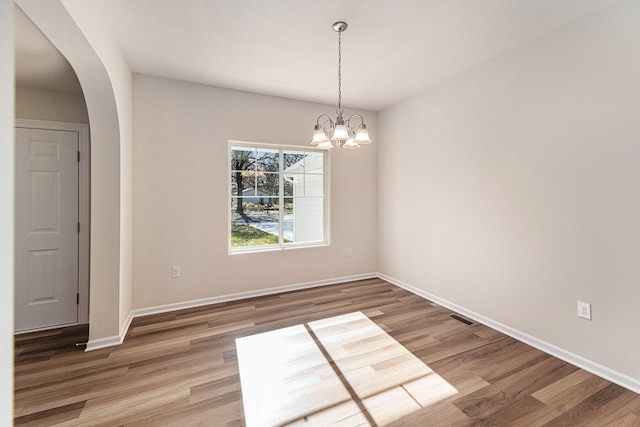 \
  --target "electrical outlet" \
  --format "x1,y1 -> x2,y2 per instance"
171,266 -> 181,278
347,248 -> 353,257
577,301 -> 591,320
